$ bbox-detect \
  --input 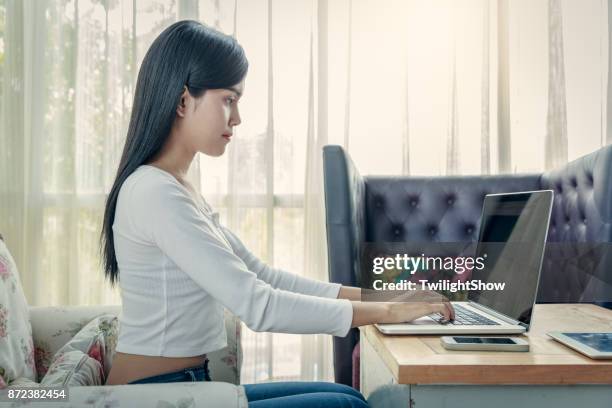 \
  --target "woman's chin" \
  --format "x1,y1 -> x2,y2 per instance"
201,145 -> 227,158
